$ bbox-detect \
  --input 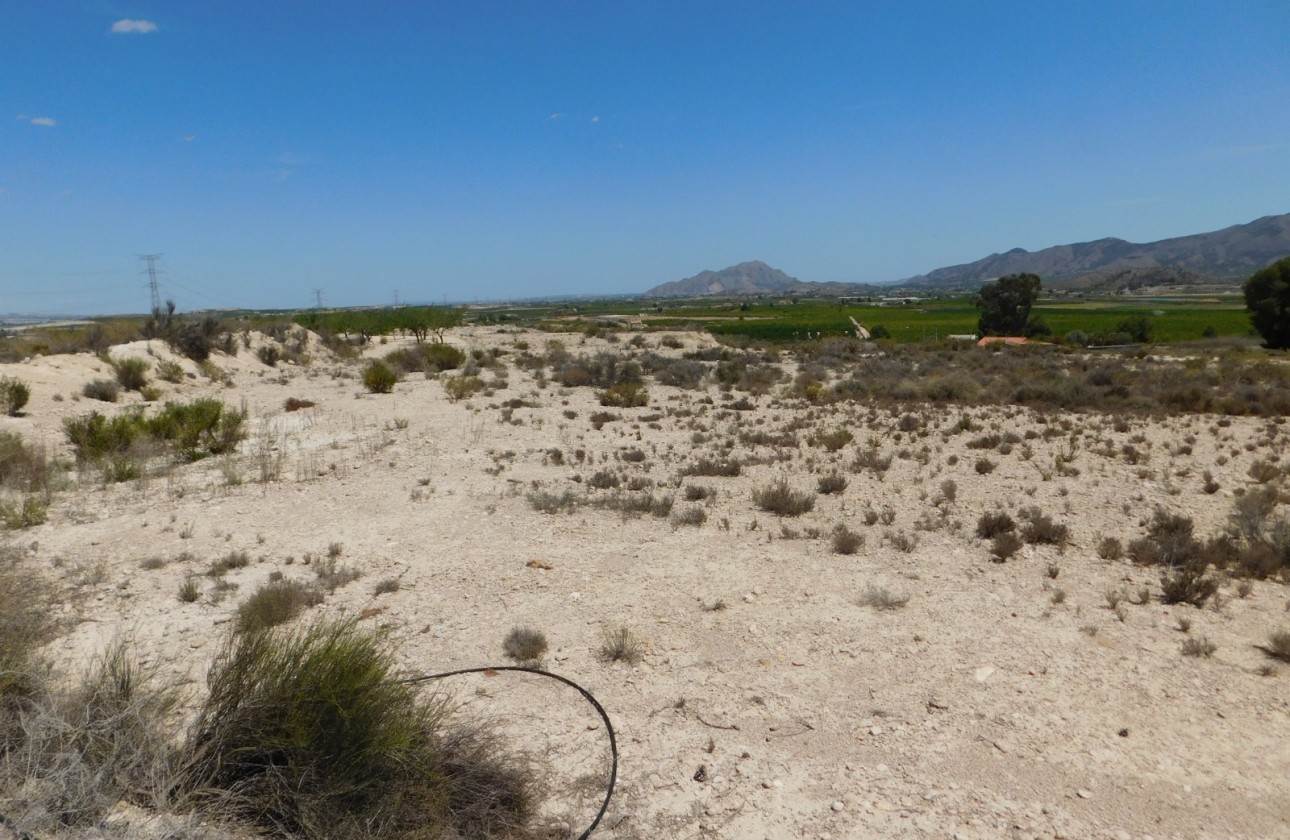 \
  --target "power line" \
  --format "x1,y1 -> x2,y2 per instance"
314,288 -> 324,309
